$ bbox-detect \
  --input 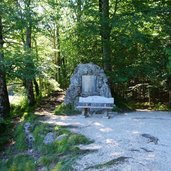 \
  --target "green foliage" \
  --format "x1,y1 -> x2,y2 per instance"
1,113 -> 92,170
68,134 -> 93,146
51,158 -> 76,171
40,79 -> 61,96
9,97 -> 37,120
54,103 -> 79,115
166,47 -> 171,73
128,102 -> 168,111
0,120 -> 12,151
152,103 -> 168,111
32,122 -> 91,155
10,100 -> 28,118
0,154 -> 36,171
13,123 -> 27,151
113,95 -> 134,112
